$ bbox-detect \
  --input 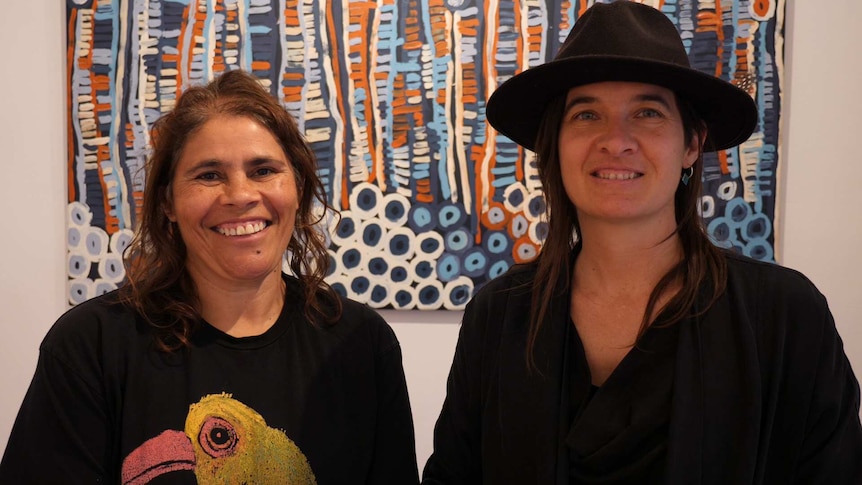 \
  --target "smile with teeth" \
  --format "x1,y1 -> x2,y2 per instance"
215,221 -> 268,236
593,170 -> 641,180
